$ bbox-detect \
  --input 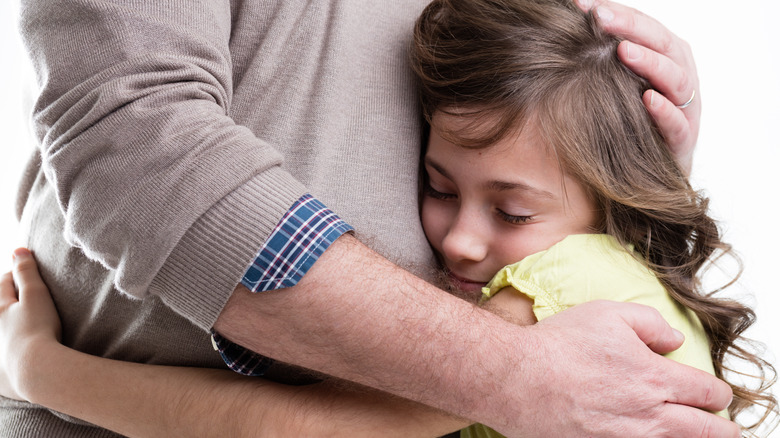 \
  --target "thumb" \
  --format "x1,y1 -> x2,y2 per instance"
619,302 -> 685,354
11,248 -> 48,305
